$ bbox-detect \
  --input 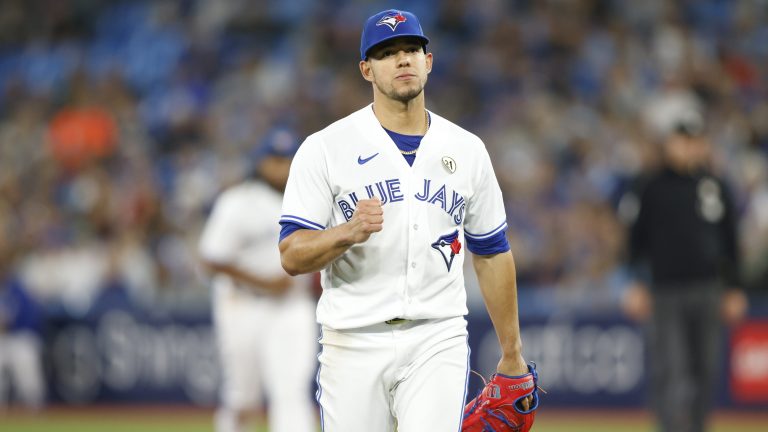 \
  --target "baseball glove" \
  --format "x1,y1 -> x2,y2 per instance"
462,363 -> 540,432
